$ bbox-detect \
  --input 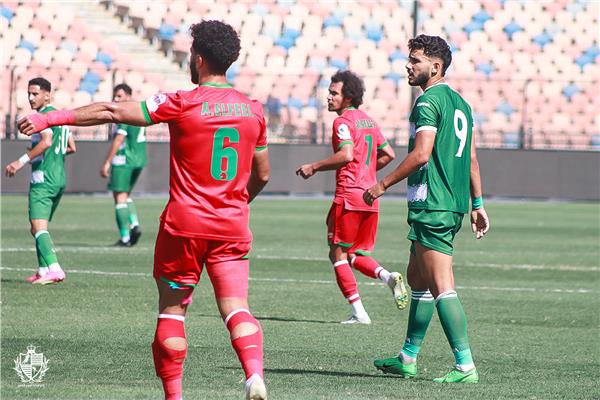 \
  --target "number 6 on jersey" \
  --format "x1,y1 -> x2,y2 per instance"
211,127 -> 239,181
